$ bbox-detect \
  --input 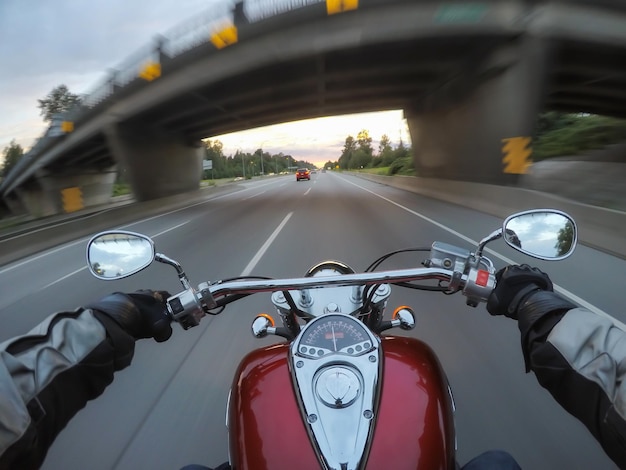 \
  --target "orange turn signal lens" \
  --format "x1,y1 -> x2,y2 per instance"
393,306 -> 412,319
258,313 -> 275,327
